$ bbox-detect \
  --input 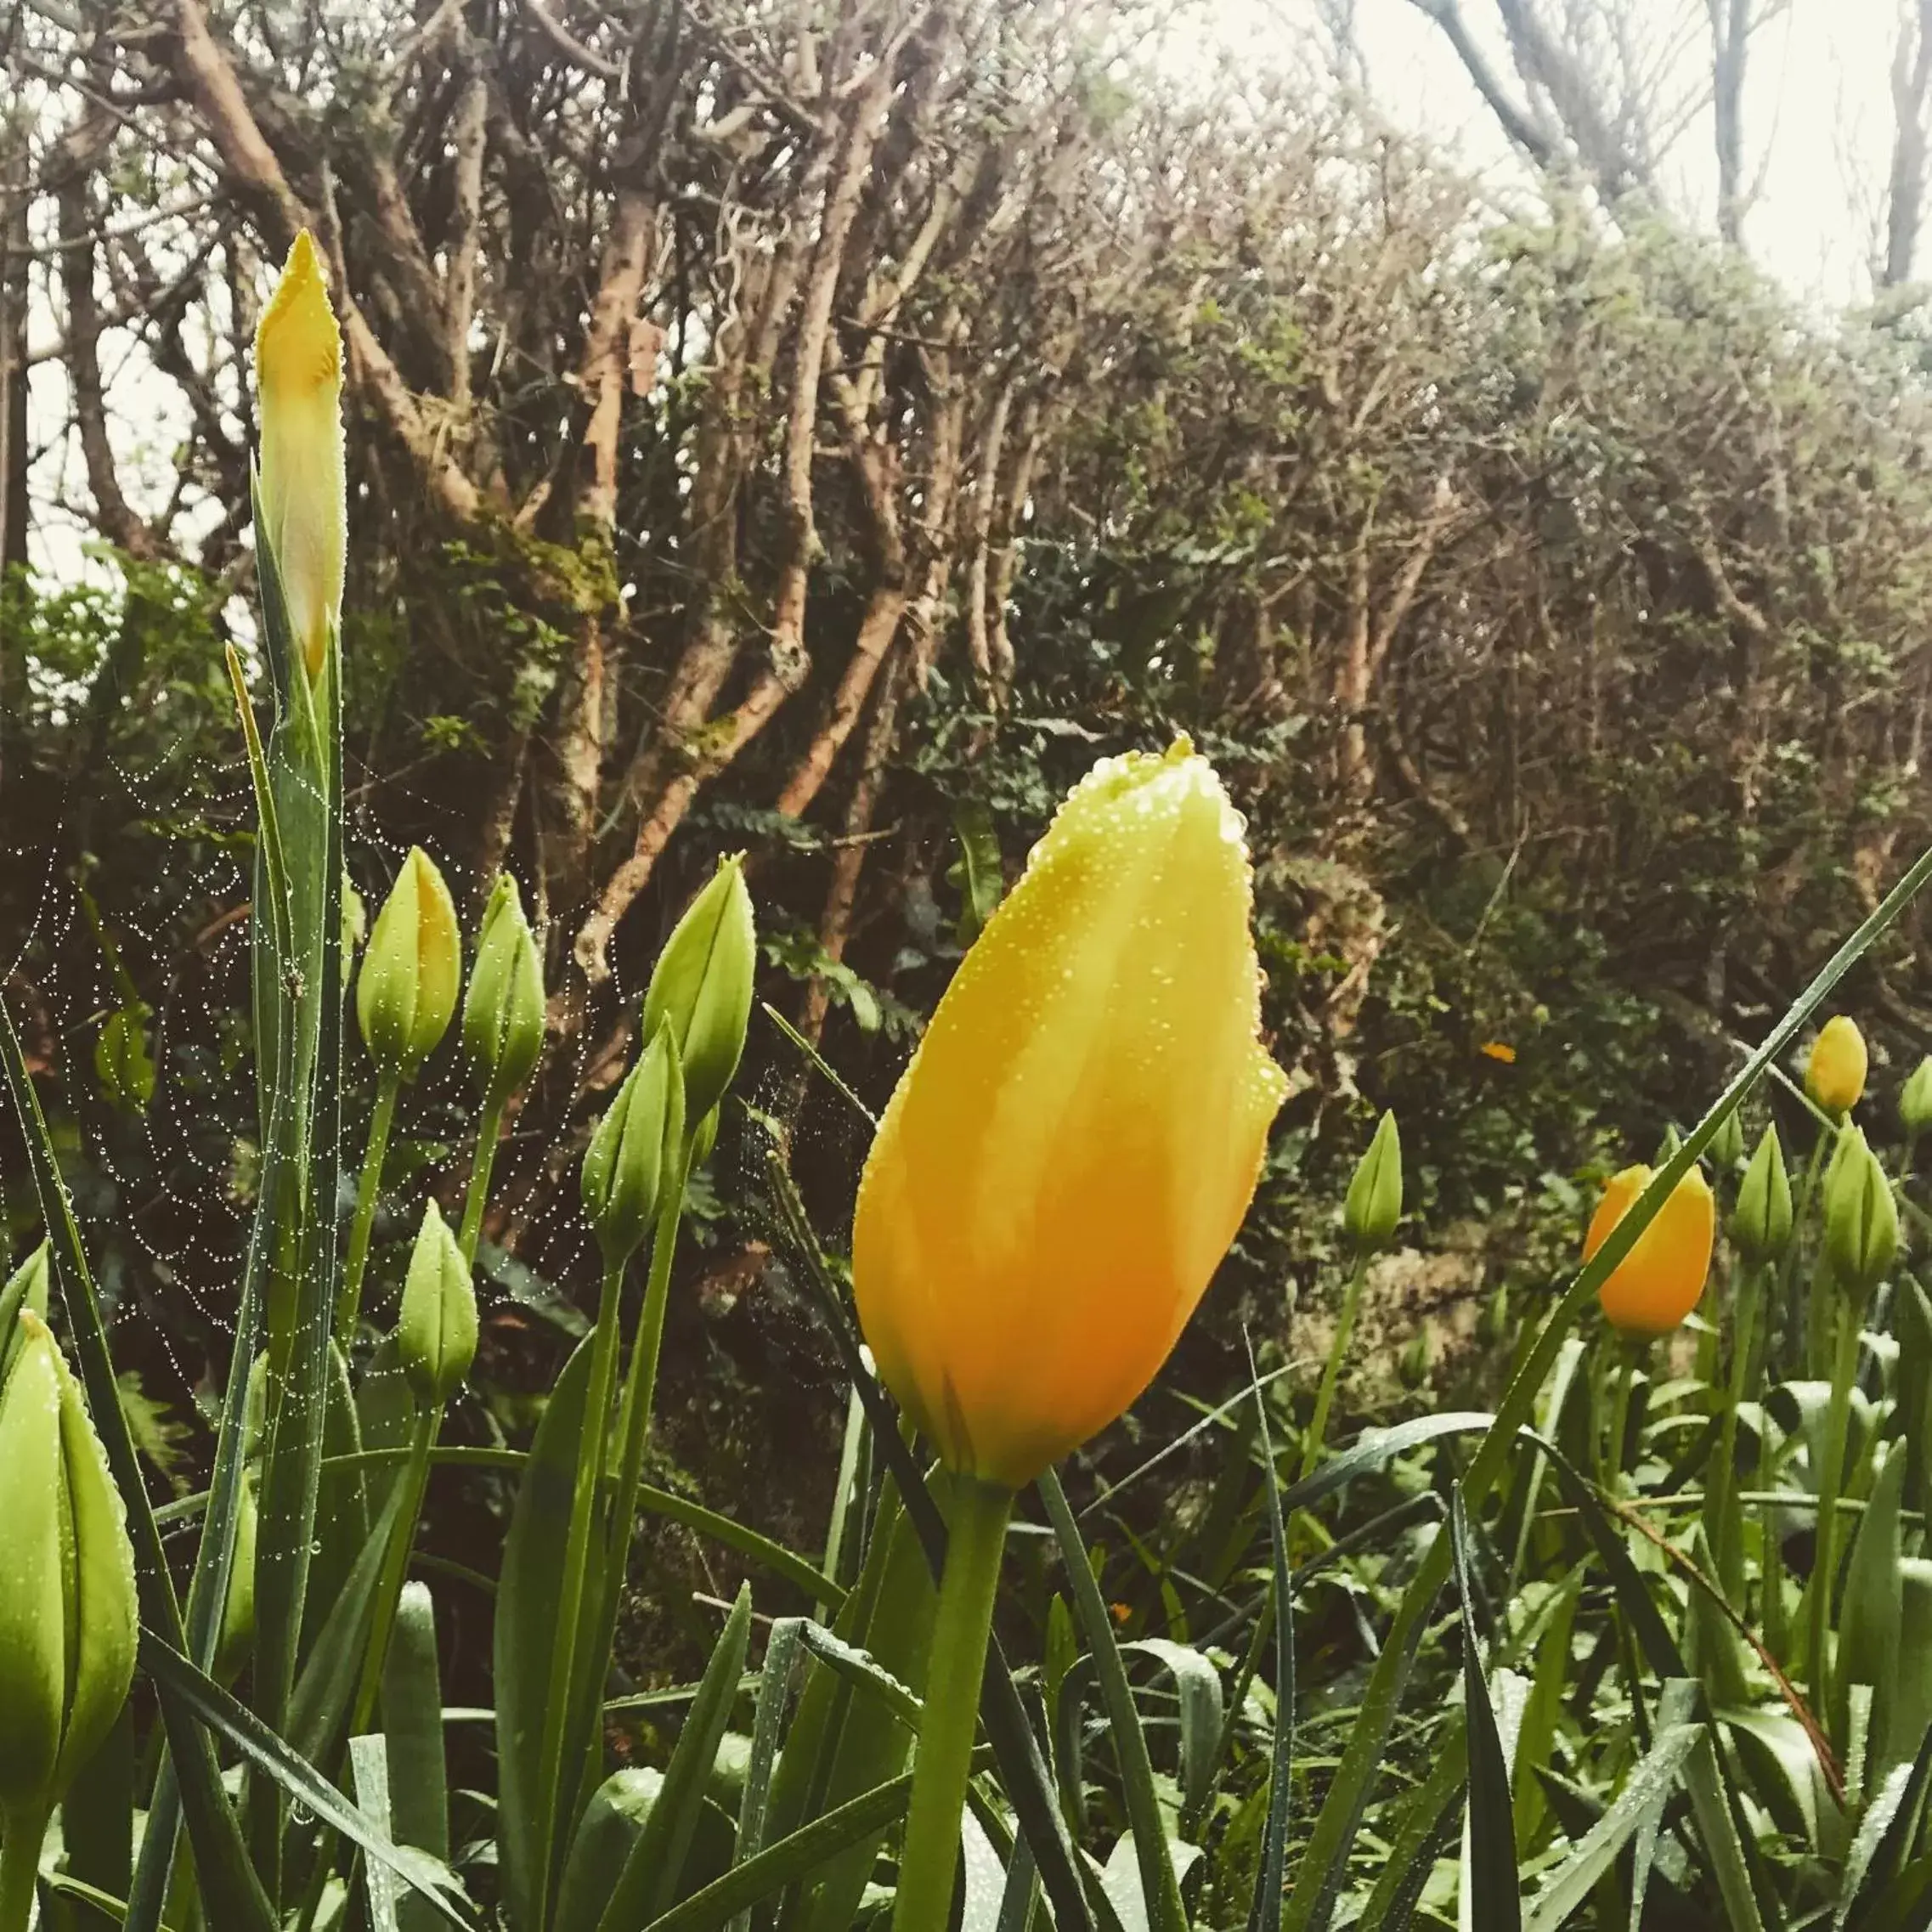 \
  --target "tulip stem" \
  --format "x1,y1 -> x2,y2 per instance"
351,1404 -> 438,1738
891,1475 -> 1014,1932
0,1808 -> 45,1932
336,1071 -> 401,1342
566,1159 -> 690,1826
1805,1291 -> 1866,1723
1781,1127 -> 1830,1376
1602,1340 -> 1640,1491
532,1252 -> 626,1930
1299,1248 -> 1370,1485
457,1092 -> 507,1267
1707,1263 -> 1763,1604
